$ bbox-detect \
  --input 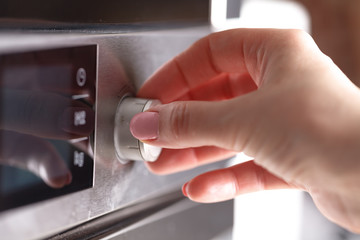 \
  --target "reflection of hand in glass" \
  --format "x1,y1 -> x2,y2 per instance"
0,89 -> 95,188
0,131 -> 72,188
0,48 -> 96,190
0,89 -> 94,139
